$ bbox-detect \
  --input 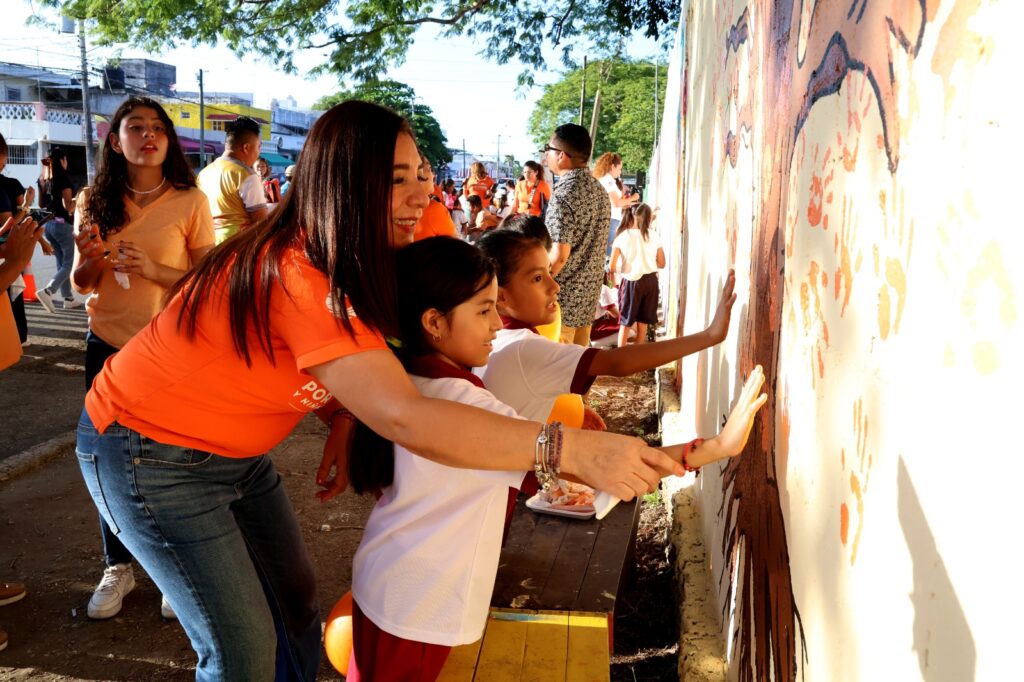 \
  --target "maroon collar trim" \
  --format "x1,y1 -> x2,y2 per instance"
404,354 -> 485,389
500,315 -> 539,335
